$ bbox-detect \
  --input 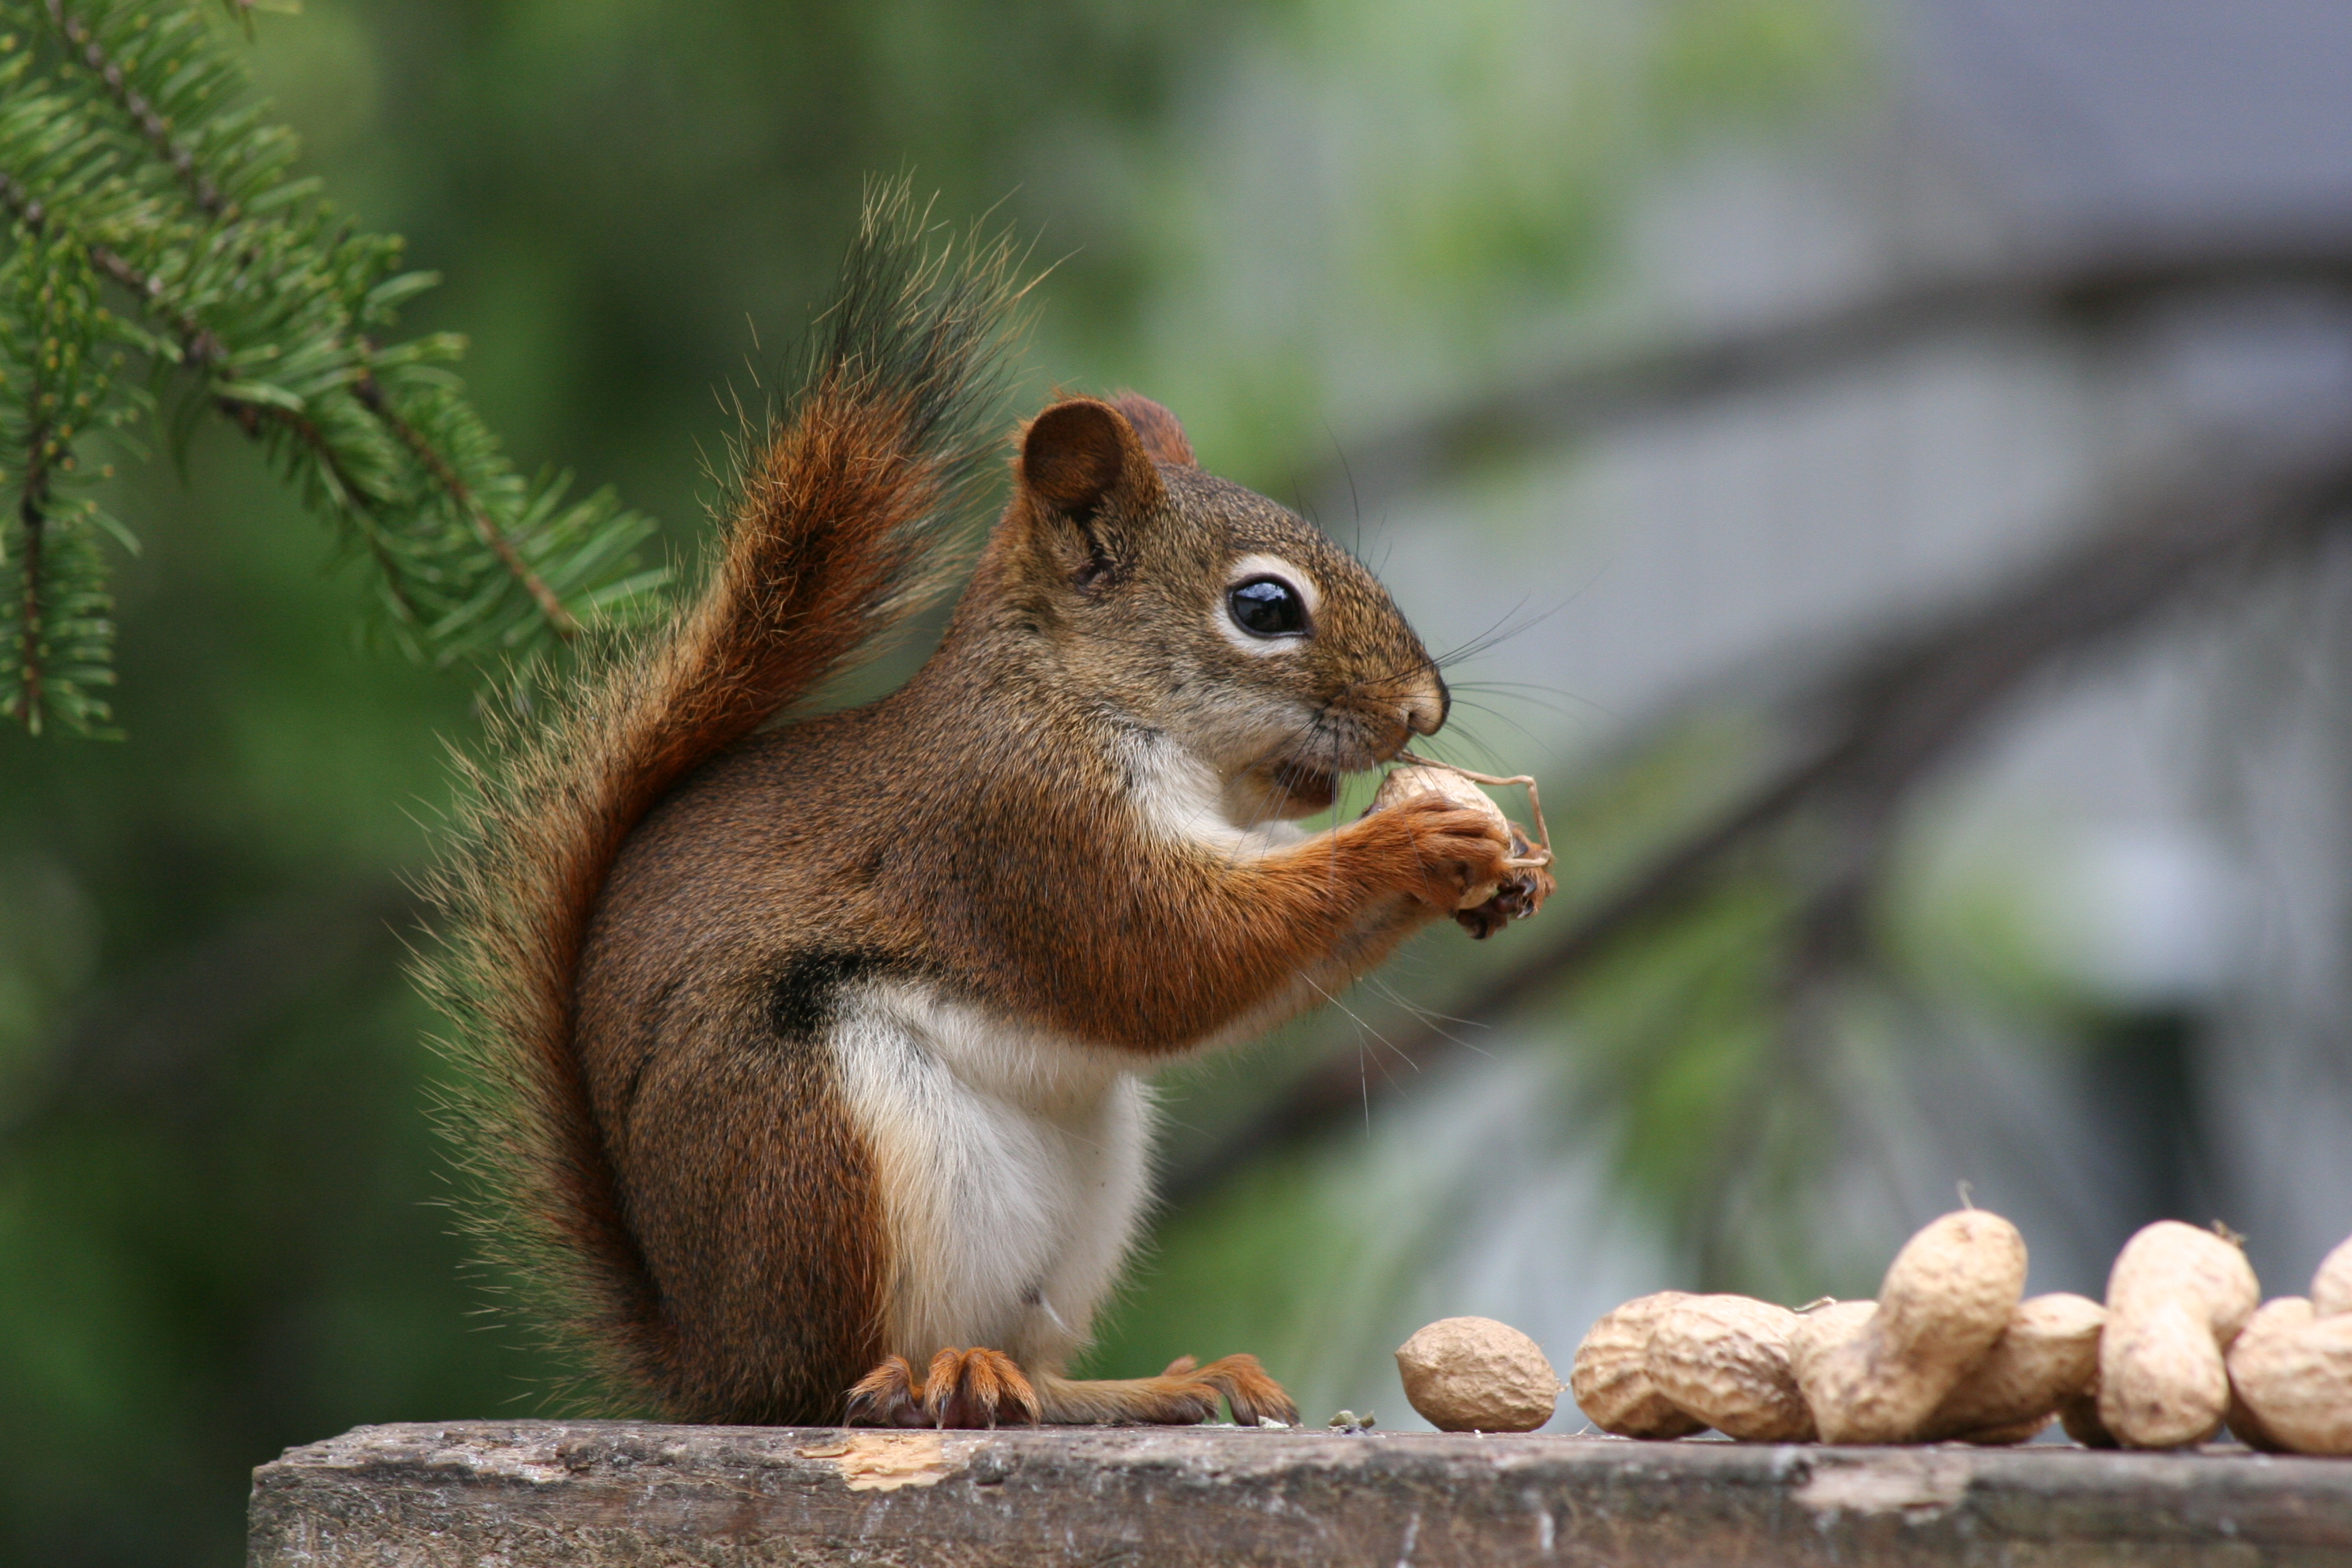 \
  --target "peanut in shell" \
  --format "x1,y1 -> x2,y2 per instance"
1788,1298 -> 1876,1374
1370,766 -> 1510,909
1798,1209 -> 2027,1445
2225,1249 -> 2352,1456
1646,1294 -> 1814,1443
2060,1382 -> 2119,1448
1569,1291 -> 1707,1439
2097,1220 -> 2259,1449
1396,1316 -> 1559,1433
2313,1234 -> 2352,1318
1916,1292 -> 2104,1444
